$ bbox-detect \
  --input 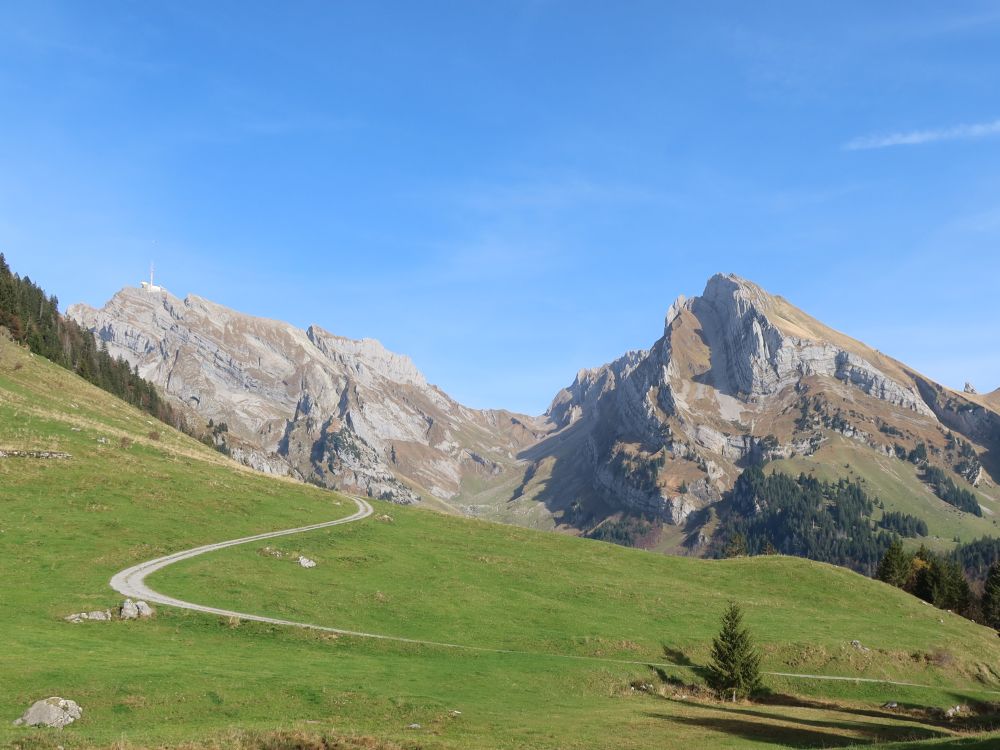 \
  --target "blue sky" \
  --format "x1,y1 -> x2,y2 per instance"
2,2 -> 1000,414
